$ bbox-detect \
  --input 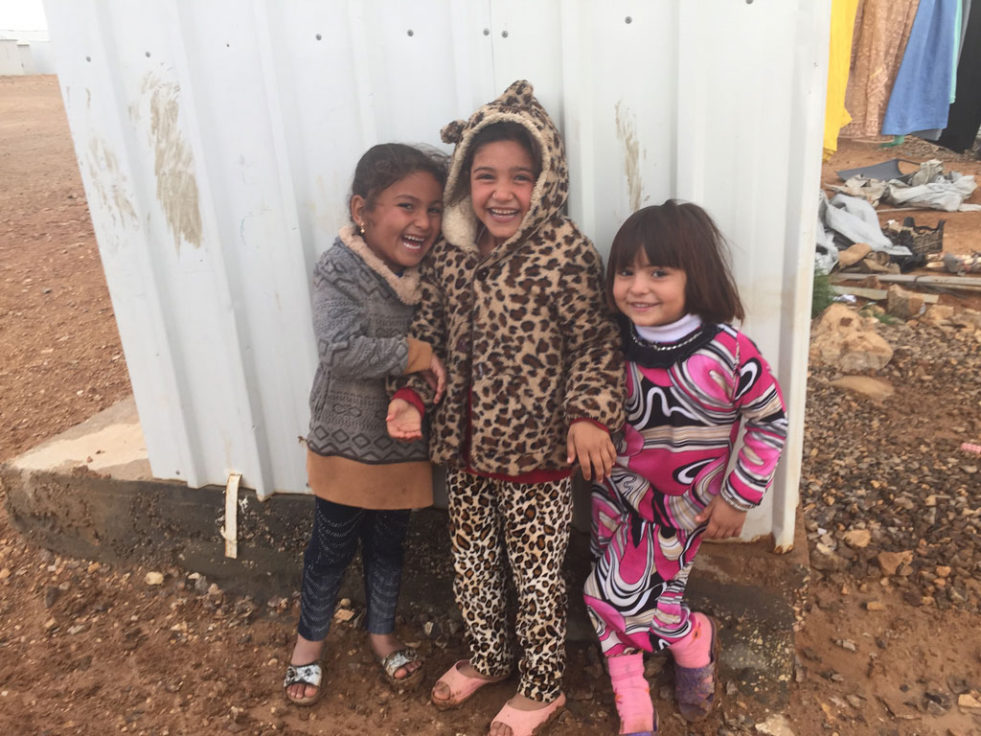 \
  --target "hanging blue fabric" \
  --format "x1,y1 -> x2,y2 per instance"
881,0 -> 959,136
